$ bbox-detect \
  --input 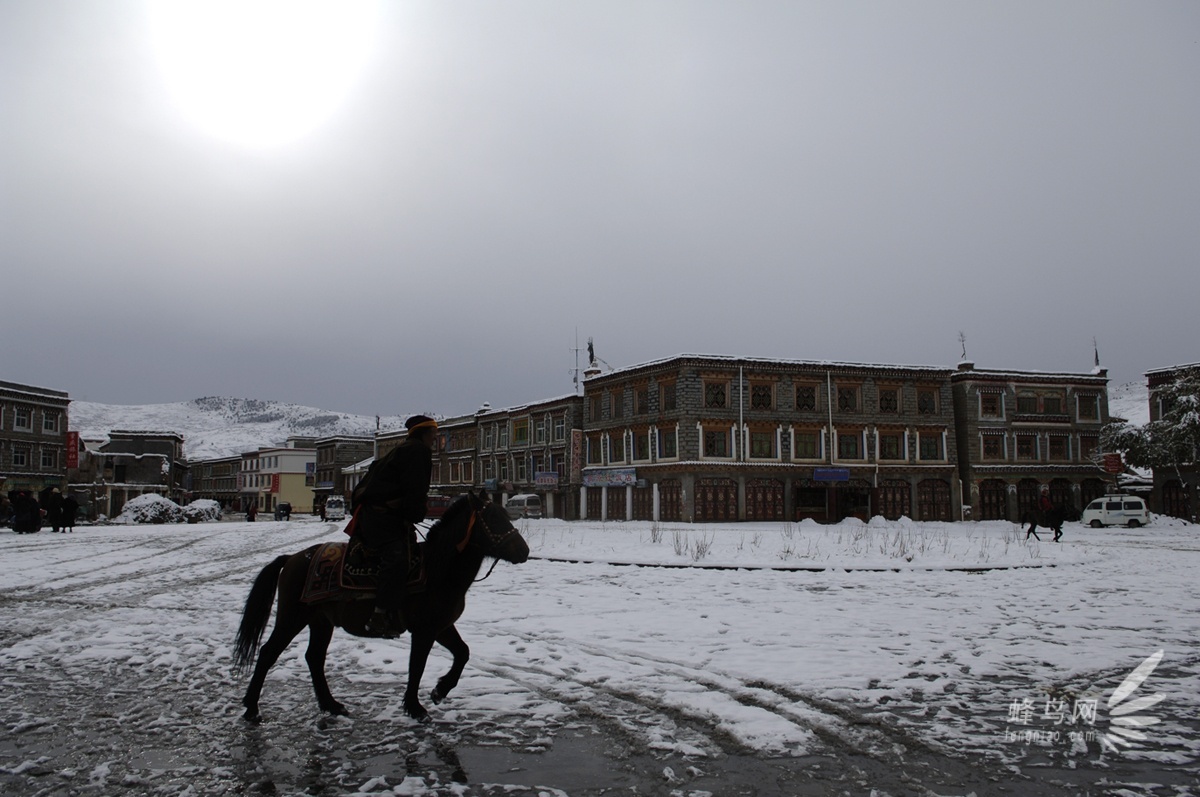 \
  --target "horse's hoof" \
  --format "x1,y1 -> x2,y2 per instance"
405,704 -> 431,724
430,688 -> 445,705
242,710 -> 262,724
322,703 -> 349,717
